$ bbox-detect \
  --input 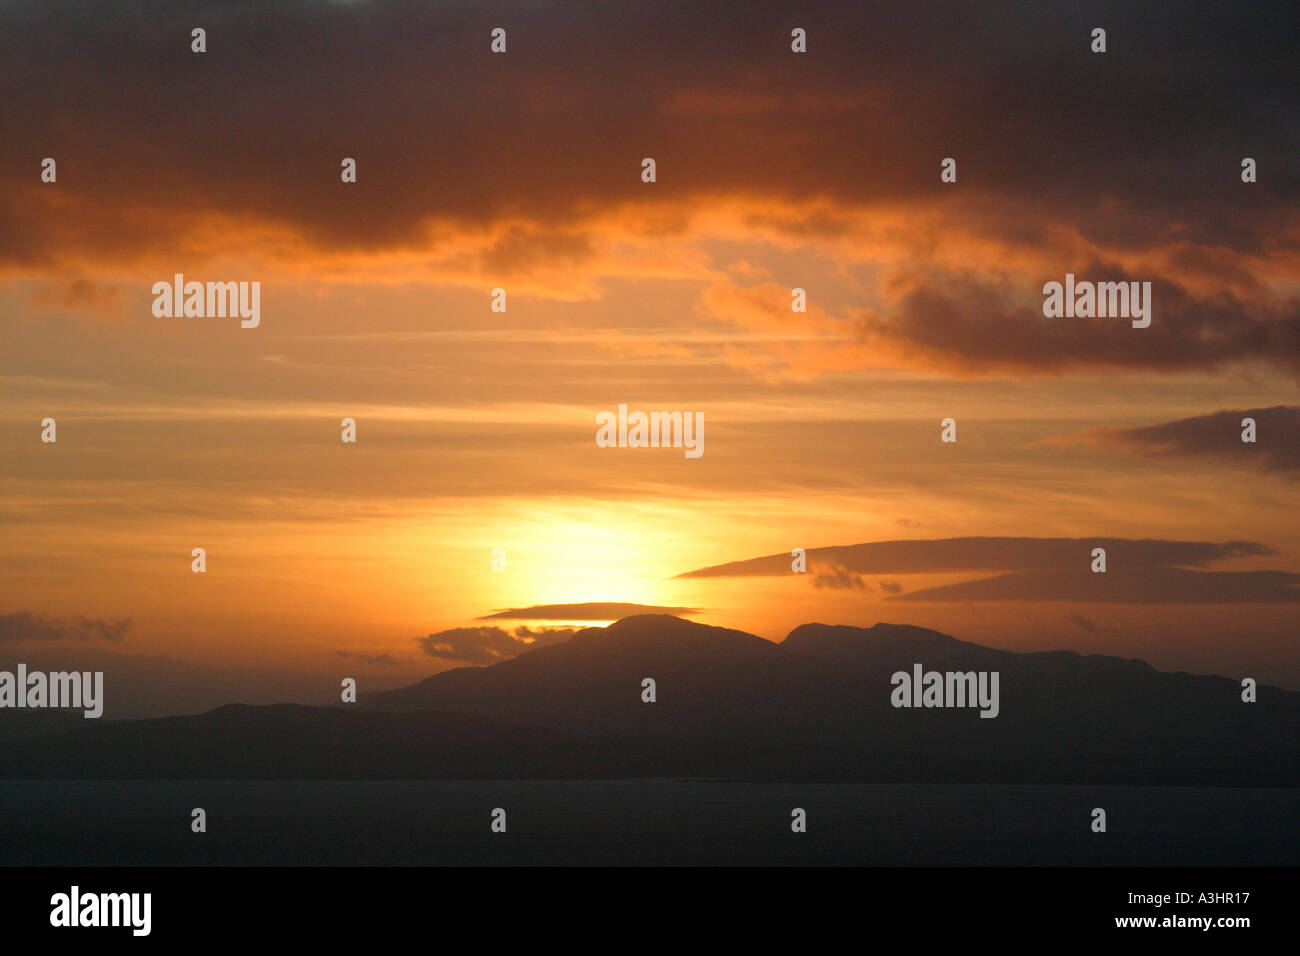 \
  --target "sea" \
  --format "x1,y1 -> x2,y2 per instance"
1,780 -> 1295,866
